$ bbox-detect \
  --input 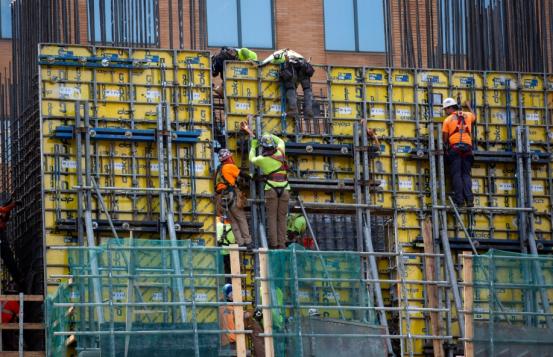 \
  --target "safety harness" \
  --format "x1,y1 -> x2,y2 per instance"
218,224 -> 234,247
449,111 -> 473,157
262,147 -> 289,197
215,164 -> 238,218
